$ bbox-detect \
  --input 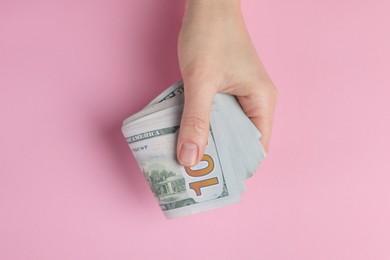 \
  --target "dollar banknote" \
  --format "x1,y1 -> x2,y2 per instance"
122,81 -> 266,218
